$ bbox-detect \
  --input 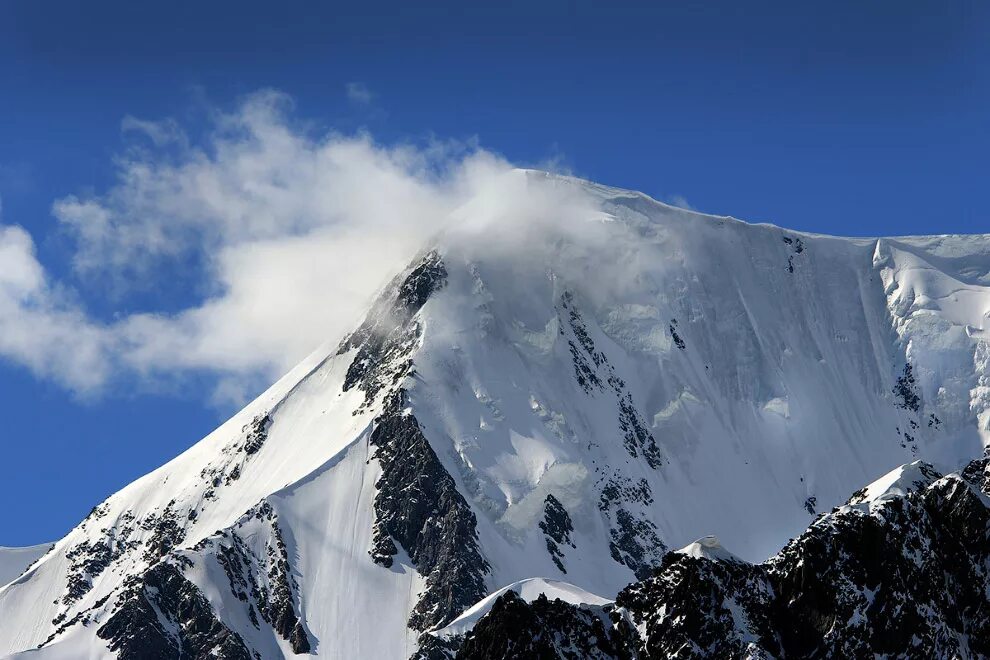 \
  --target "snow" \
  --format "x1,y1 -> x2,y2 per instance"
4,172 -> 990,658
847,460 -> 941,506
432,577 -> 610,639
0,544 -> 51,588
762,397 -> 790,419
675,536 -> 747,564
